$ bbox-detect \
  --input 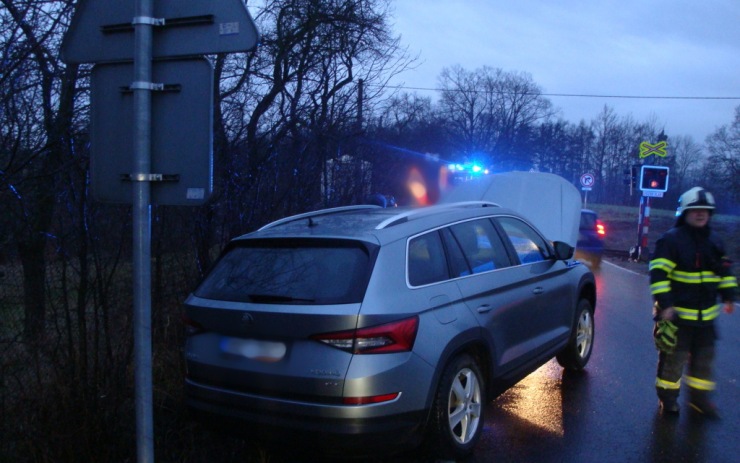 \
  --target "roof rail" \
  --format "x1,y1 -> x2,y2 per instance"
258,205 -> 381,231
375,201 -> 500,230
